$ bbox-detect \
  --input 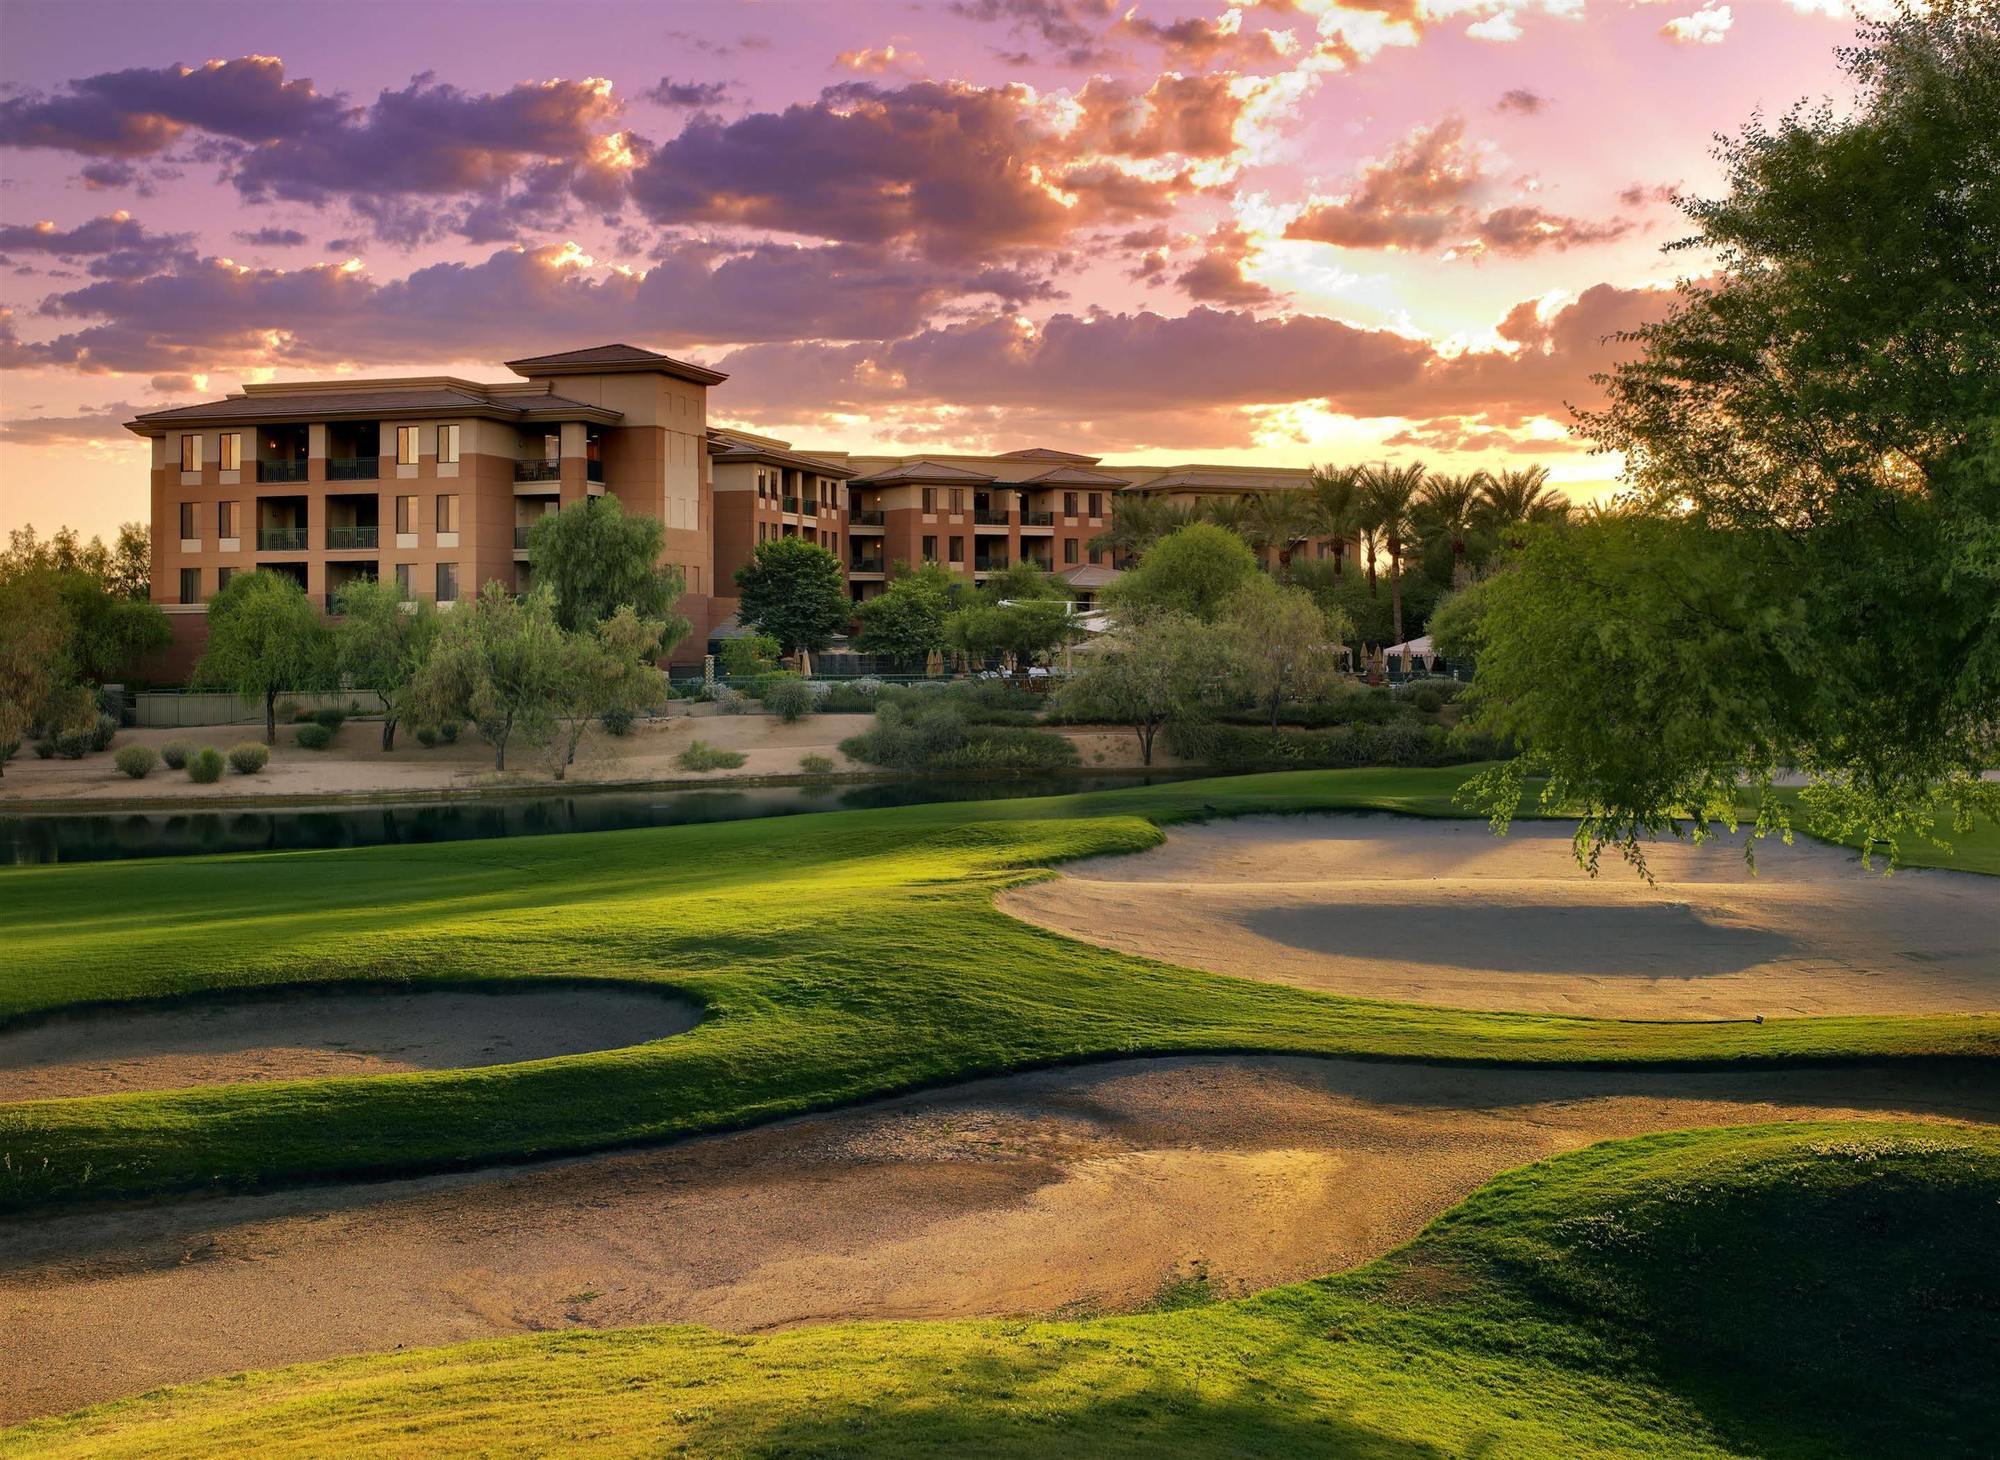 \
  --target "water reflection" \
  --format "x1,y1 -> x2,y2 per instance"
1,773 -> 1199,866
